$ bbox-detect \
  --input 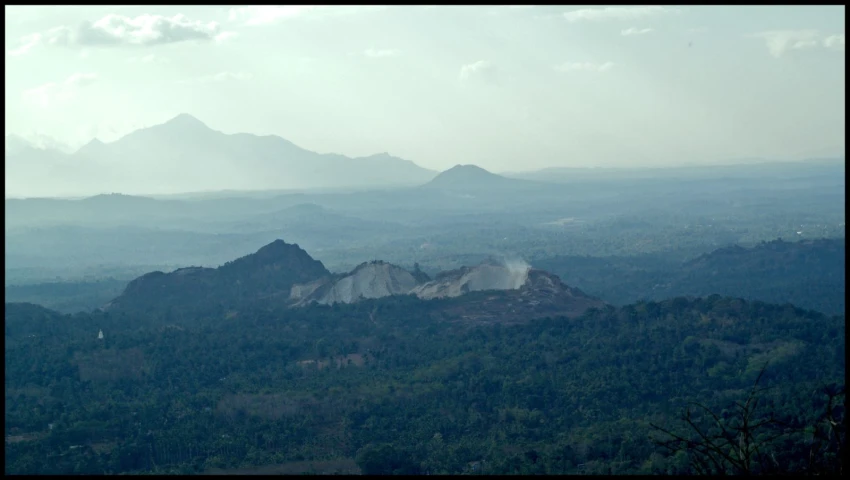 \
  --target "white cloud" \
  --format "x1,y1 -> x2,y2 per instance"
621,27 -> 654,36
564,6 -> 677,23
77,13 -> 227,46
749,30 -> 821,57
214,31 -> 238,43
77,120 -> 146,145
44,26 -> 74,46
6,33 -> 42,56
9,13 -> 232,54
176,71 -> 252,85
792,39 -> 819,50
363,48 -> 400,58
459,60 -> 497,82
823,33 -> 845,51
555,62 -> 614,72
688,26 -> 709,34
22,73 -> 98,108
